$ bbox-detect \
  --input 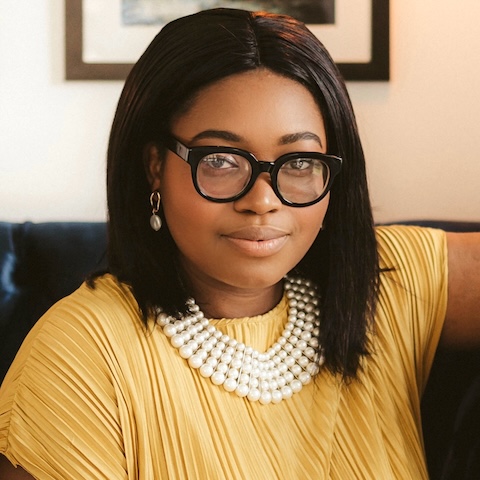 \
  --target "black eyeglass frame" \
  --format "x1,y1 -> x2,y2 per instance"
165,136 -> 343,207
